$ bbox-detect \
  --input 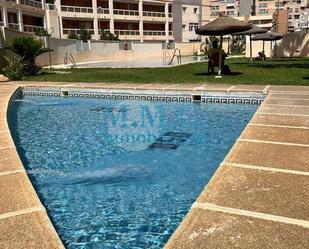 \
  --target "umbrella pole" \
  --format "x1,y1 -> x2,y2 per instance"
216,35 -> 223,78
250,34 -> 253,63
263,40 -> 265,52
